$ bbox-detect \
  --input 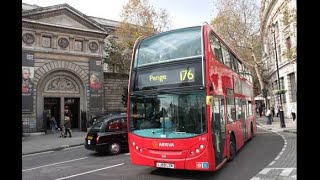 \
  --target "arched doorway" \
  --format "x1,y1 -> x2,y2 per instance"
36,70 -> 87,131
